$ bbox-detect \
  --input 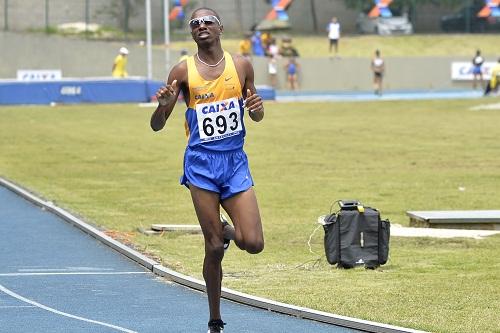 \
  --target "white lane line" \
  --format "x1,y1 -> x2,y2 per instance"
0,284 -> 138,333
0,271 -> 148,277
18,267 -> 116,272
